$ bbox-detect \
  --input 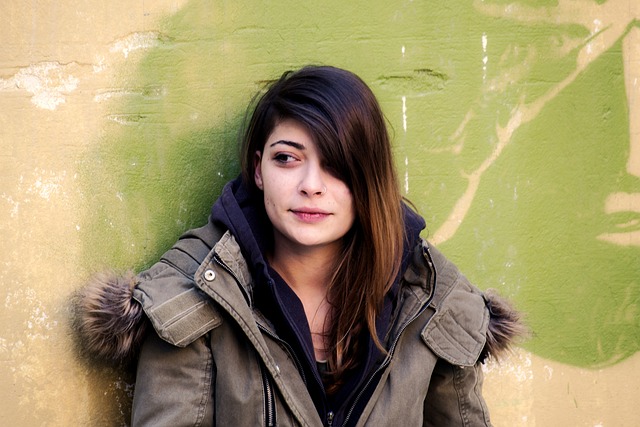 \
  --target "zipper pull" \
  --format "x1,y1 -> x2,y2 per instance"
327,411 -> 334,427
